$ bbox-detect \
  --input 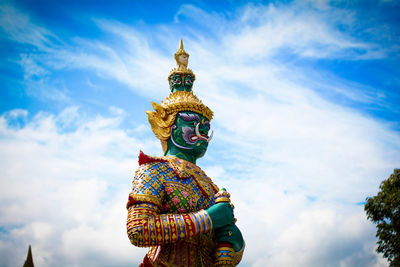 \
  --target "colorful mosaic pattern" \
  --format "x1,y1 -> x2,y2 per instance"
215,246 -> 235,267
127,155 -> 218,213
127,203 -> 212,247
163,182 -> 193,213
166,156 -> 219,198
